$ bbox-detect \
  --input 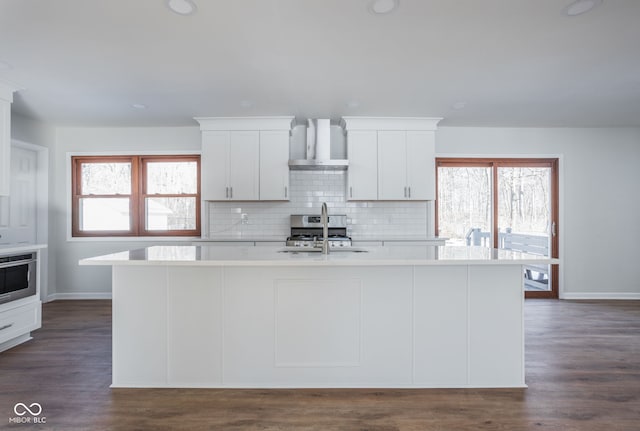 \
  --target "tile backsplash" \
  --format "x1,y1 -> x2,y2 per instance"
206,171 -> 432,240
